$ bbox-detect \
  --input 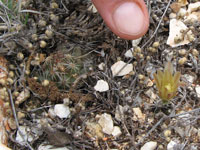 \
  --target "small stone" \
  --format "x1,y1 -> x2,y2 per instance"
167,19 -> 190,47
0,144 -> 11,150
54,104 -> 70,119
38,144 -> 69,150
145,89 -> 157,101
48,108 -> 56,119
98,113 -> 114,135
87,4 -> 98,13
169,13 -> 176,19
94,80 -> 109,92
145,78 -> 153,87
132,107 -> 146,123
184,74 -> 195,84
111,126 -> 122,137
170,2 -> 181,13
111,61 -> 133,77
115,105 -> 124,121
187,2 -> 200,13
124,48 -> 133,58
178,0 -> 188,6
140,141 -> 157,150
177,8 -> 186,18
86,121 -> 103,139
184,12 -> 200,24
98,63 -> 105,70
16,126 -> 34,145
167,140 -> 177,150
131,37 -> 142,47
195,85 -> 200,98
